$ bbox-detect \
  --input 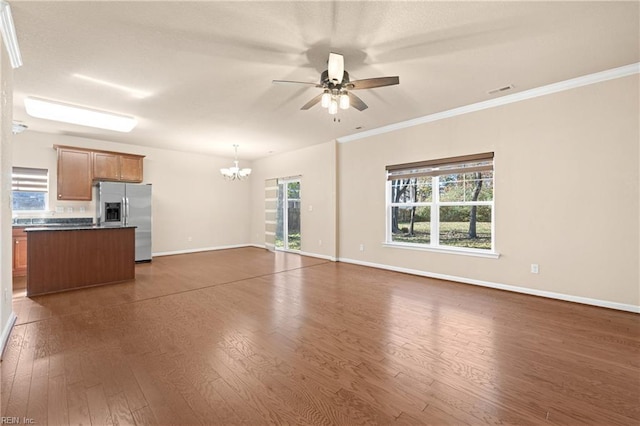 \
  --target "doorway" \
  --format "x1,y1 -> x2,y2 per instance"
275,178 -> 301,251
